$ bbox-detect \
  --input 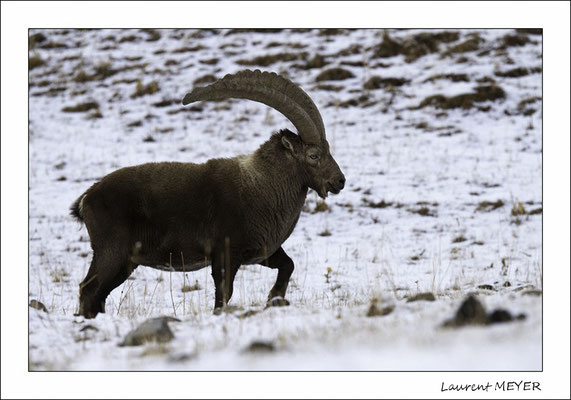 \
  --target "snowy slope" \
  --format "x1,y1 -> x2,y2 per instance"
28,28 -> 542,371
